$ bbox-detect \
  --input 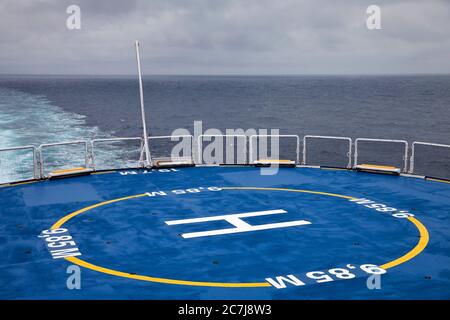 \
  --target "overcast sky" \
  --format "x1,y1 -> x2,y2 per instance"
1,0 -> 449,75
